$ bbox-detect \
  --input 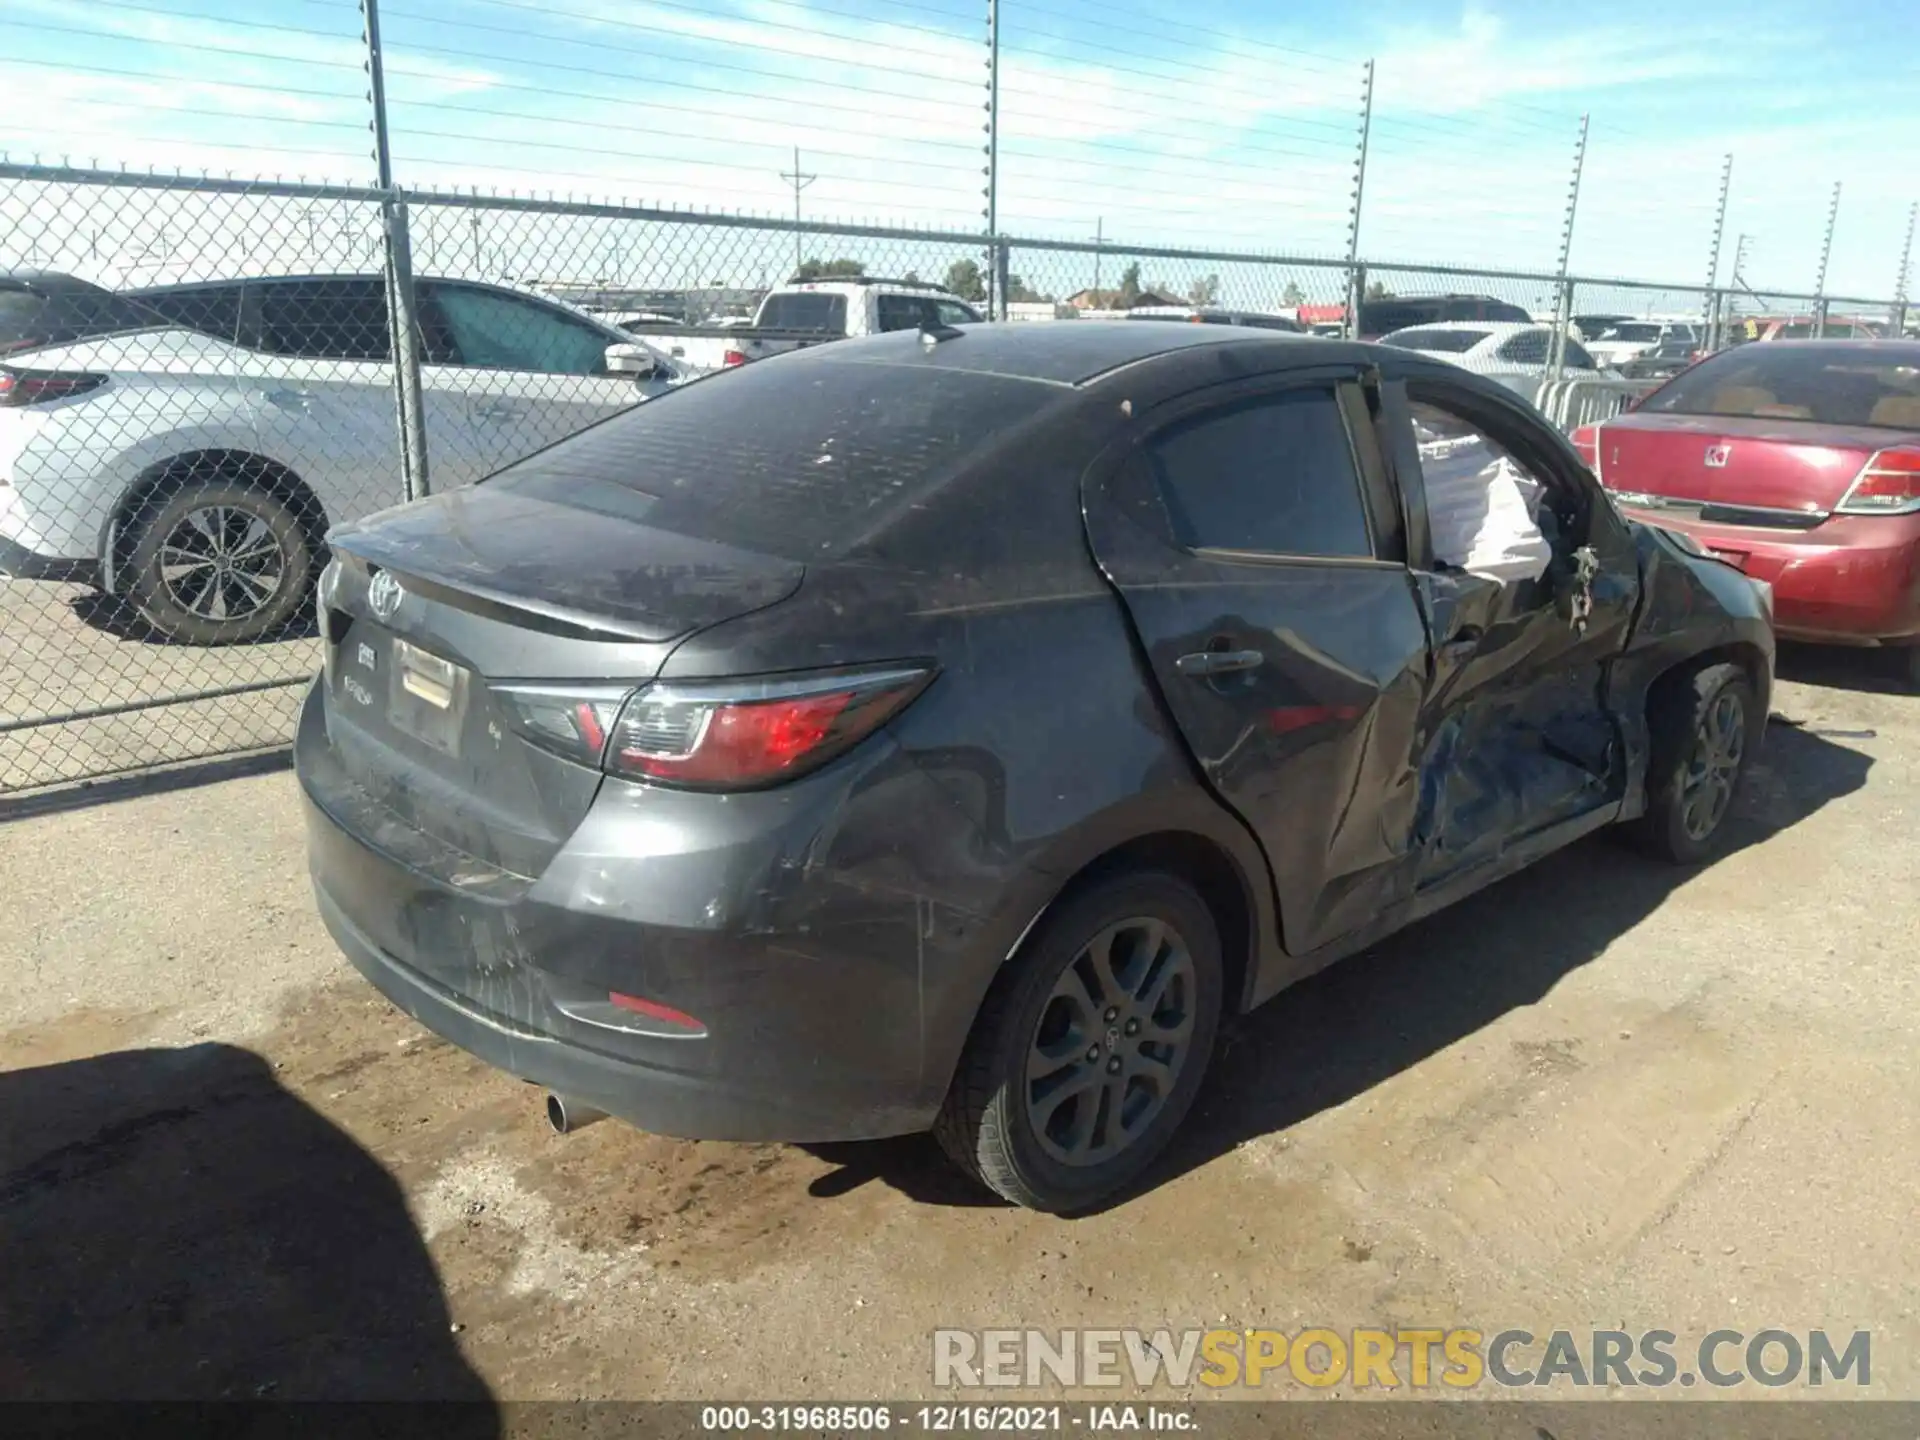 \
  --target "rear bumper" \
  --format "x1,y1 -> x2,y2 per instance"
1618,506 -> 1920,645
295,682 -> 990,1144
